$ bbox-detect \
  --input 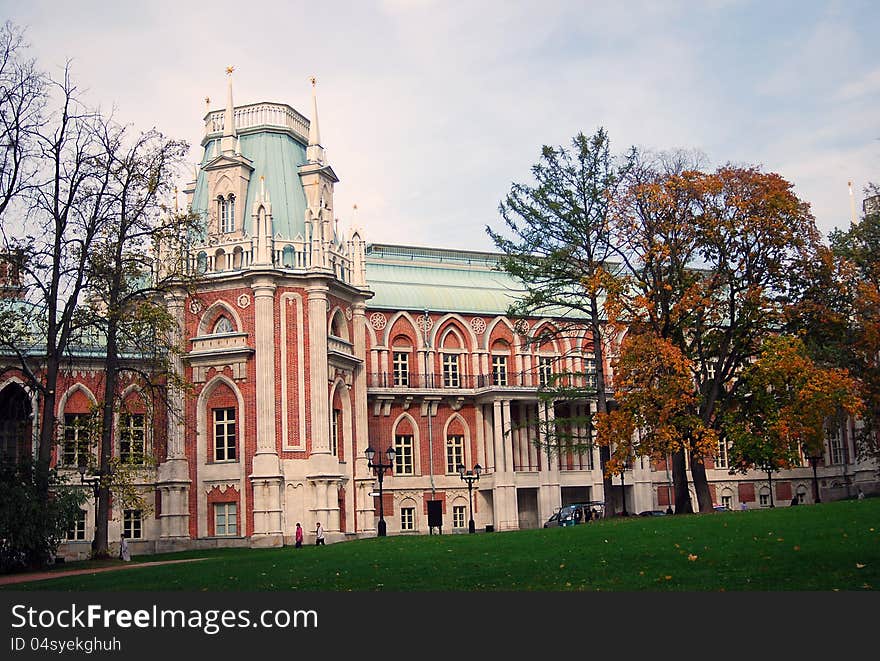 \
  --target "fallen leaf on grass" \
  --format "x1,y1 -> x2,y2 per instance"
856,563 -> 866,569
688,554 -> 698,561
